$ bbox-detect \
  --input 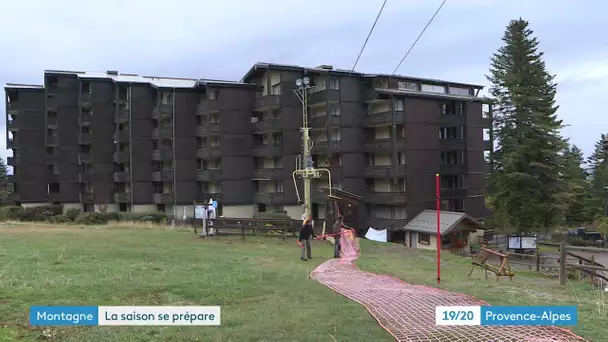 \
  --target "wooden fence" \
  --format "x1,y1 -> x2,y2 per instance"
558,242 -> 608,286
197,217 -> 300,240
